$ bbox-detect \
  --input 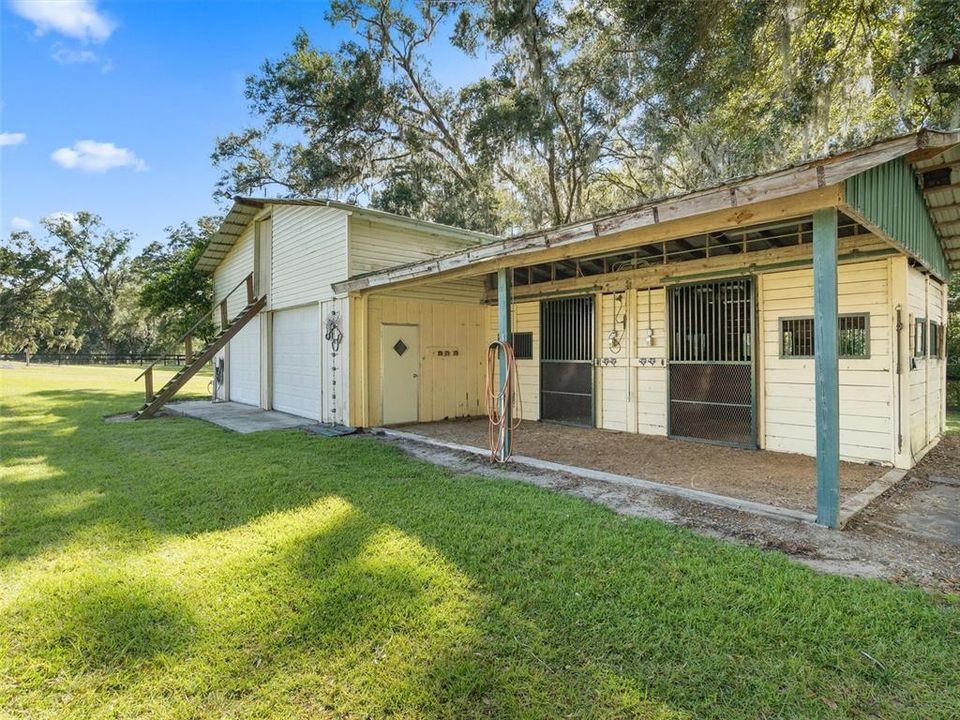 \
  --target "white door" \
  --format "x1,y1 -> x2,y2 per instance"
381,324 -> 419,425
272,305 -> 321,420
229,315 -> 260,406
